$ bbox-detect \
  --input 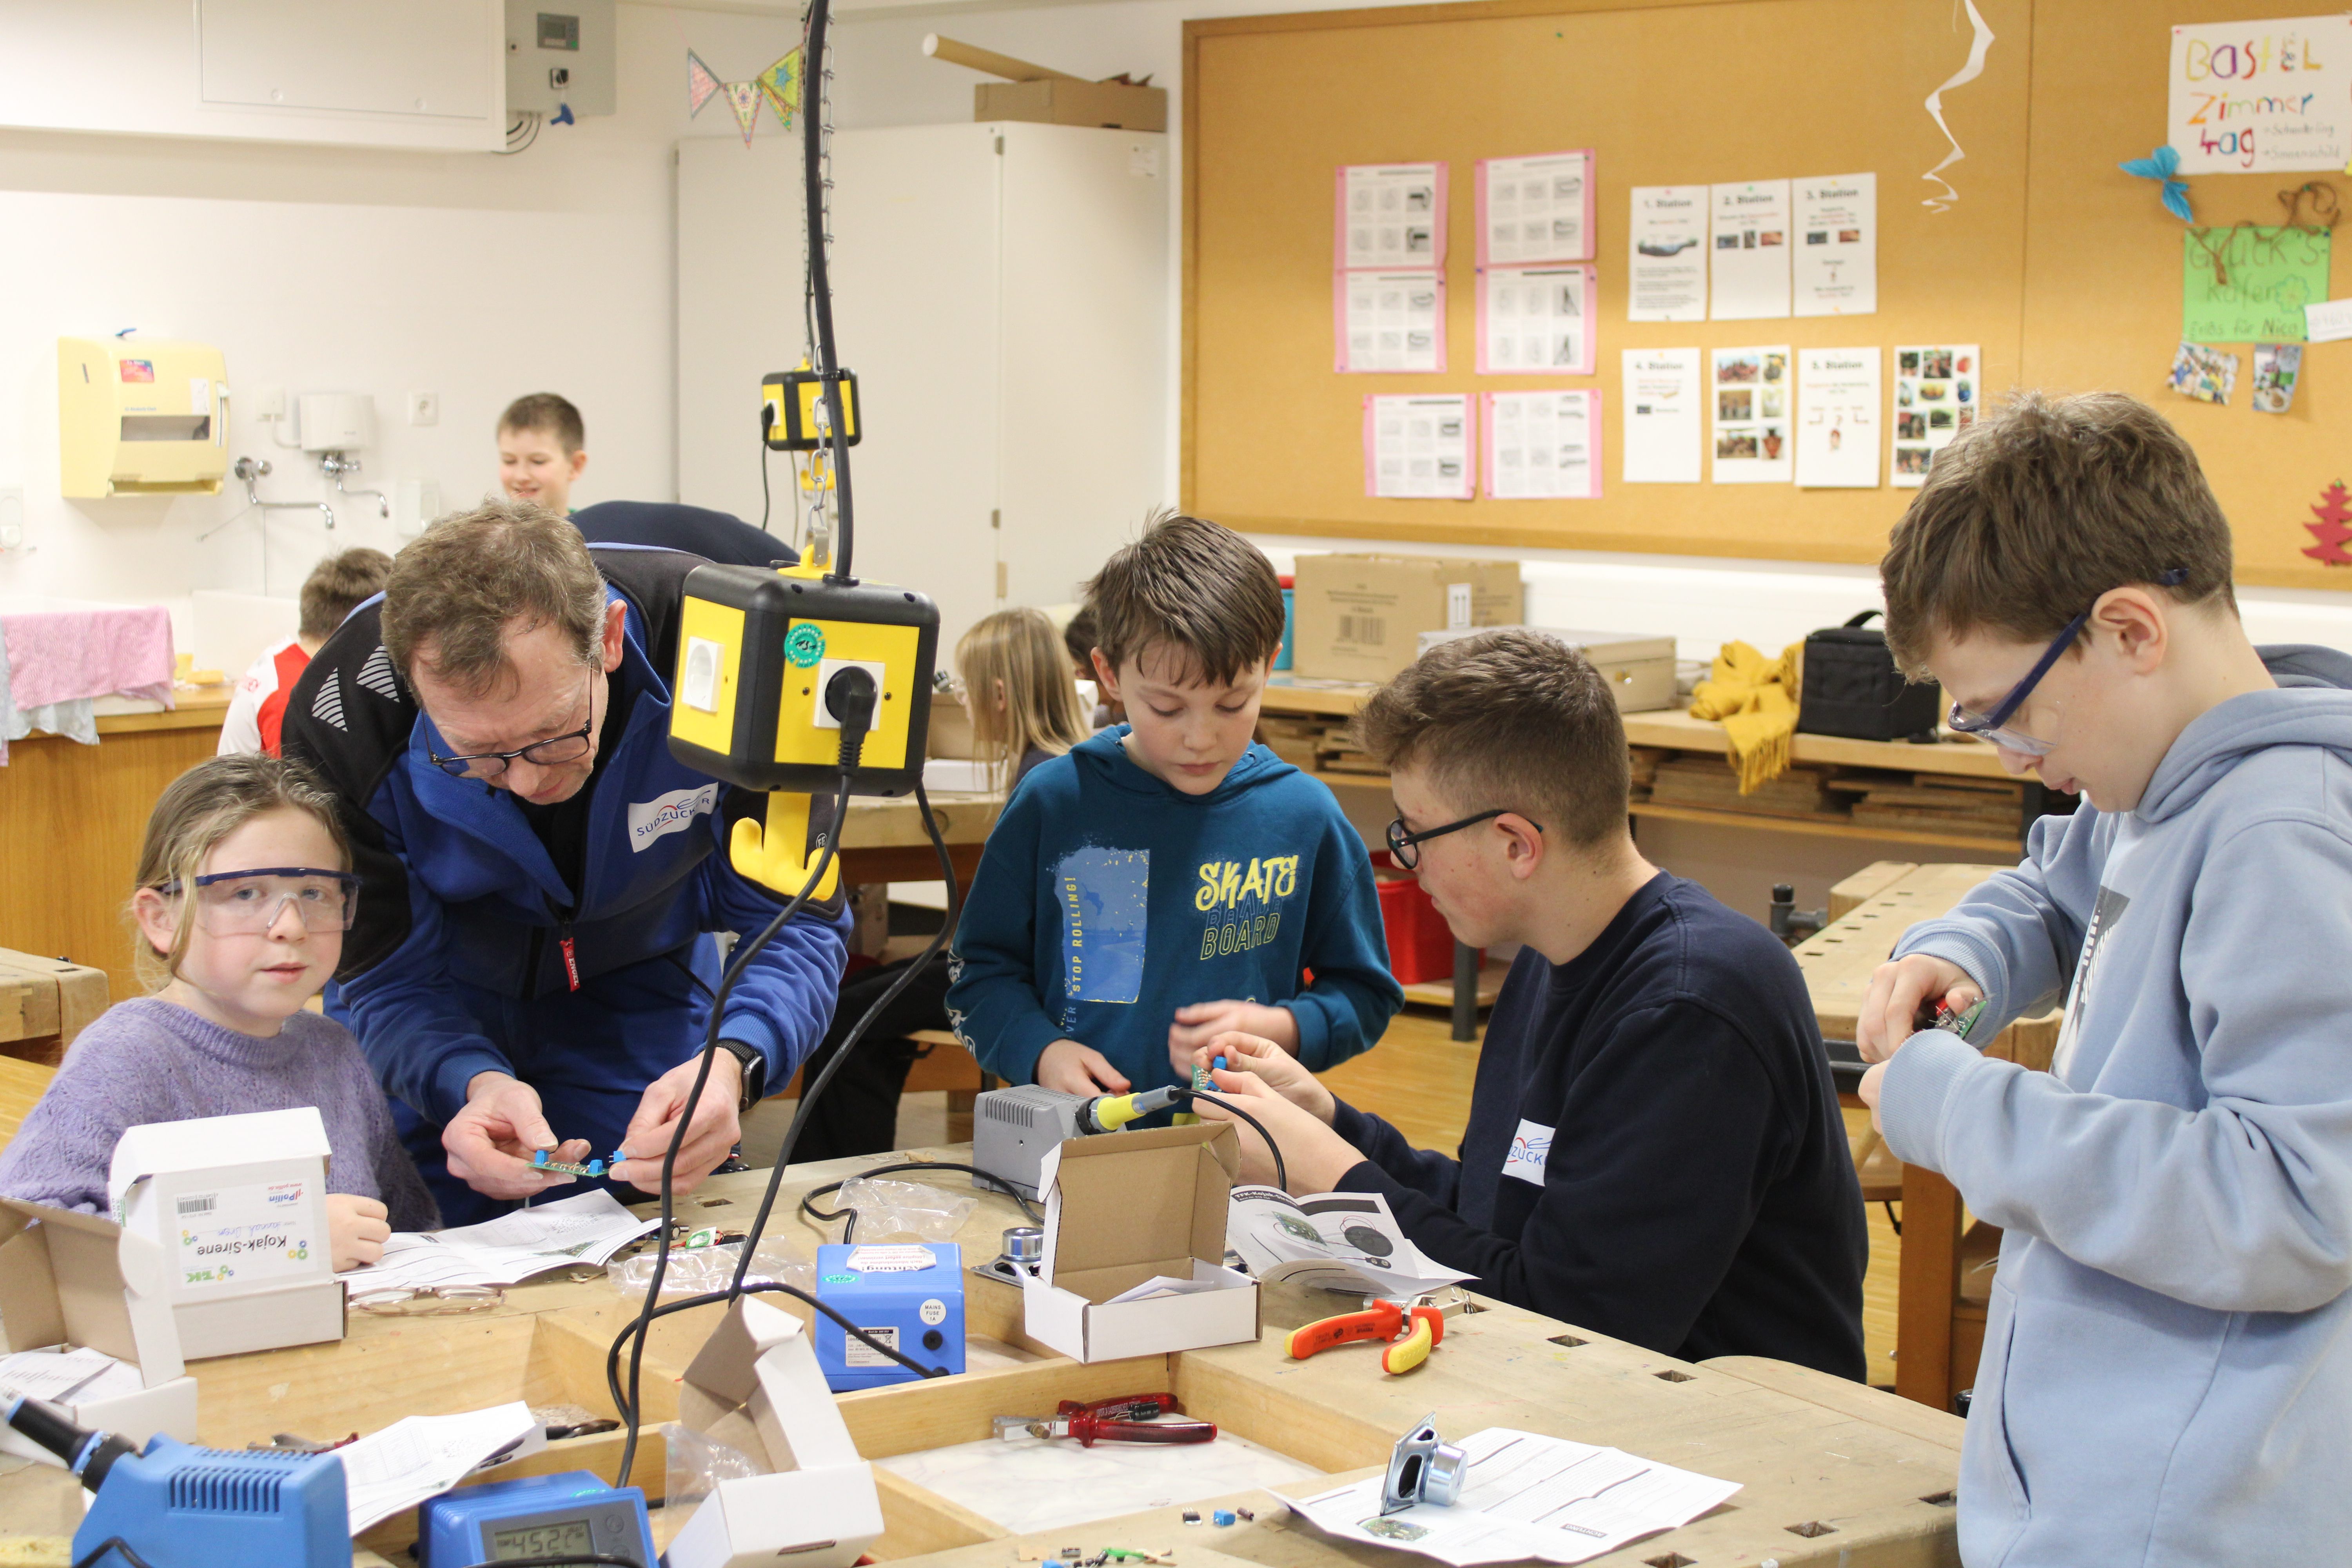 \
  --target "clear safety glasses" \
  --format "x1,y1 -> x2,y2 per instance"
157,867 -> 360,936
1944,569 -> 2187,758
350,1285 -> 503,1316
